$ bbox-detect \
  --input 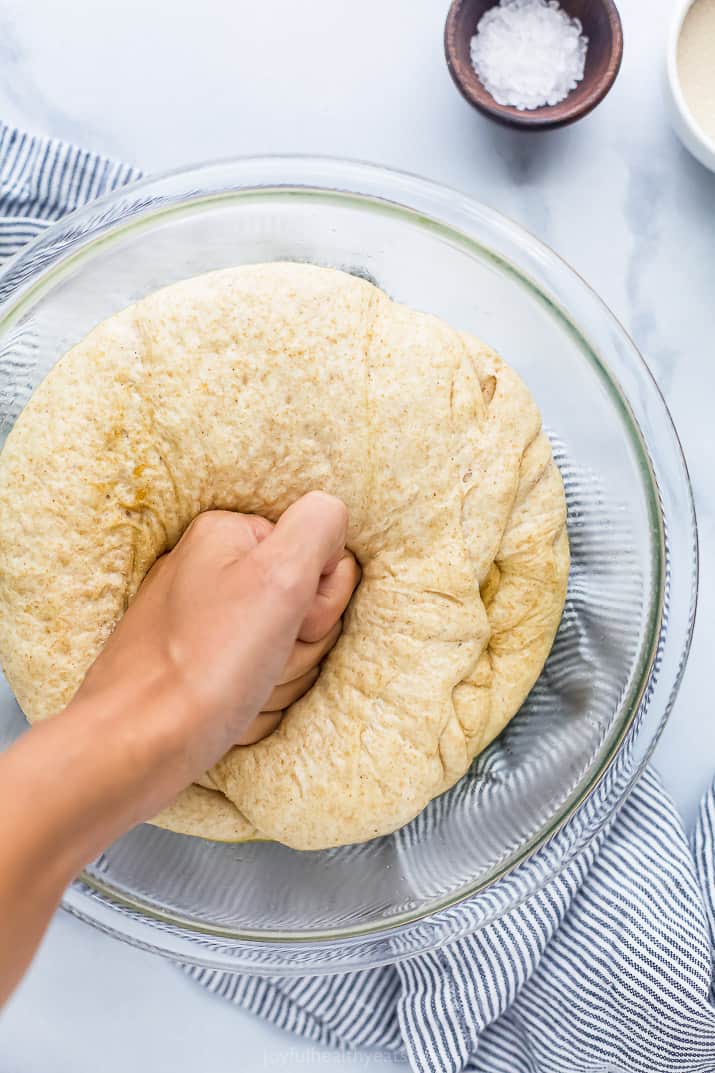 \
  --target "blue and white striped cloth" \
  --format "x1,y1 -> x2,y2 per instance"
0,123 -> 138,259
2,122 -> 715,1073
